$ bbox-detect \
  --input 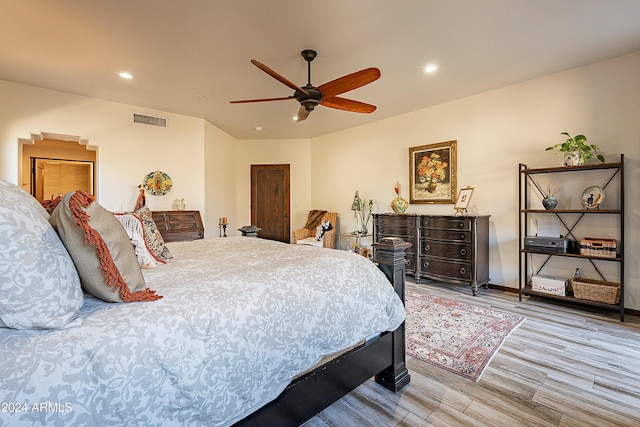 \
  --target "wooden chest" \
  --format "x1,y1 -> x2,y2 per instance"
151,210 -> 204,242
